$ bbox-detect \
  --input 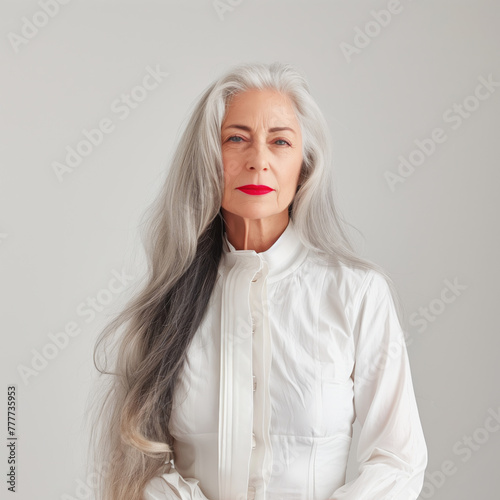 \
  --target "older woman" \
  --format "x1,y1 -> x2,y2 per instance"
89,62 -> 427,500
